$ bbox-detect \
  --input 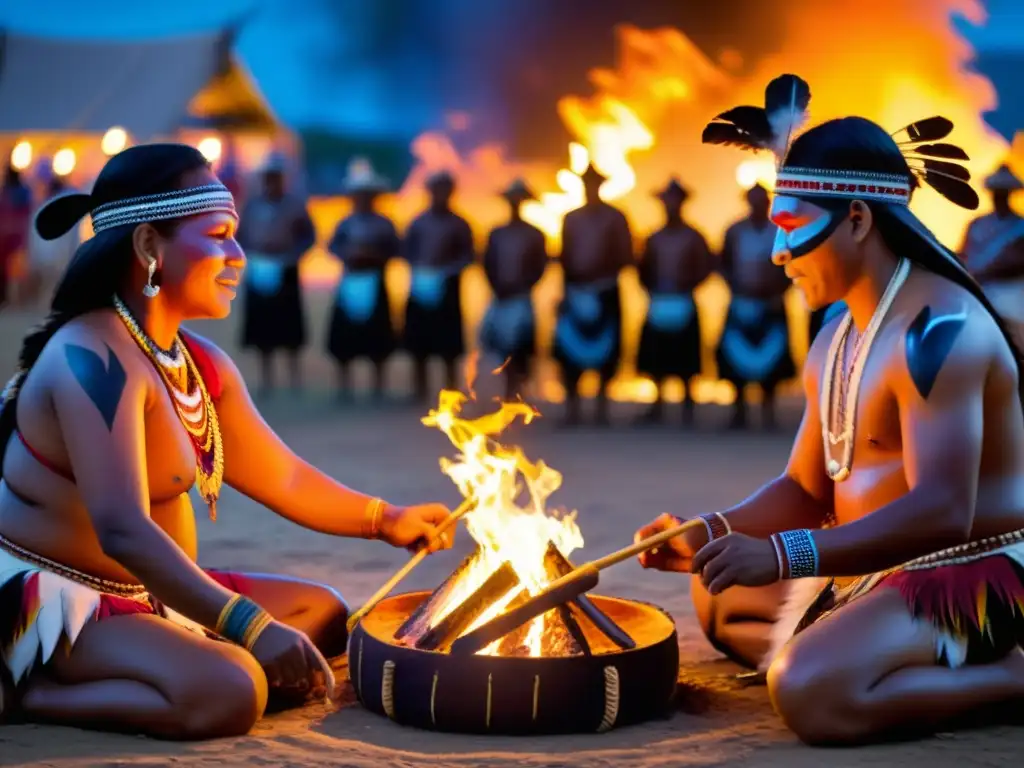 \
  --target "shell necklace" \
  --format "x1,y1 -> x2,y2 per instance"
112,295 -> 224,519
819,258 -> 910,482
